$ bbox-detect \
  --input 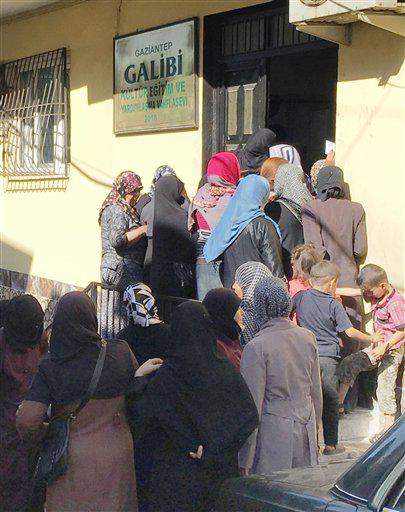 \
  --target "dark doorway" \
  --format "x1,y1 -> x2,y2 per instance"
203,1 -> 338,173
